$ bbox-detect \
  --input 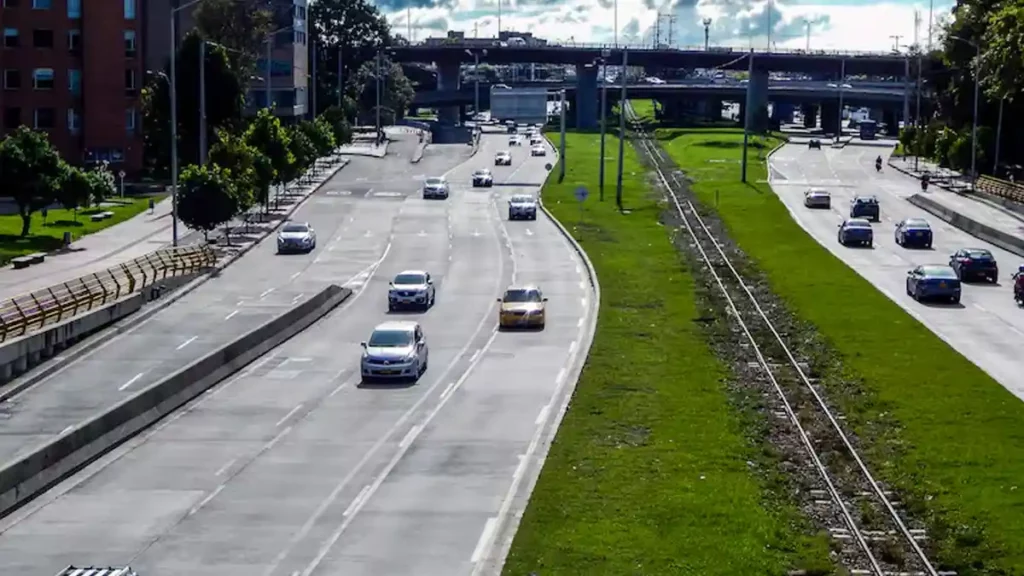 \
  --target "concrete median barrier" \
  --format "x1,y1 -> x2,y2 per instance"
0,284 -> 352,519
908,193 -> 1024,258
